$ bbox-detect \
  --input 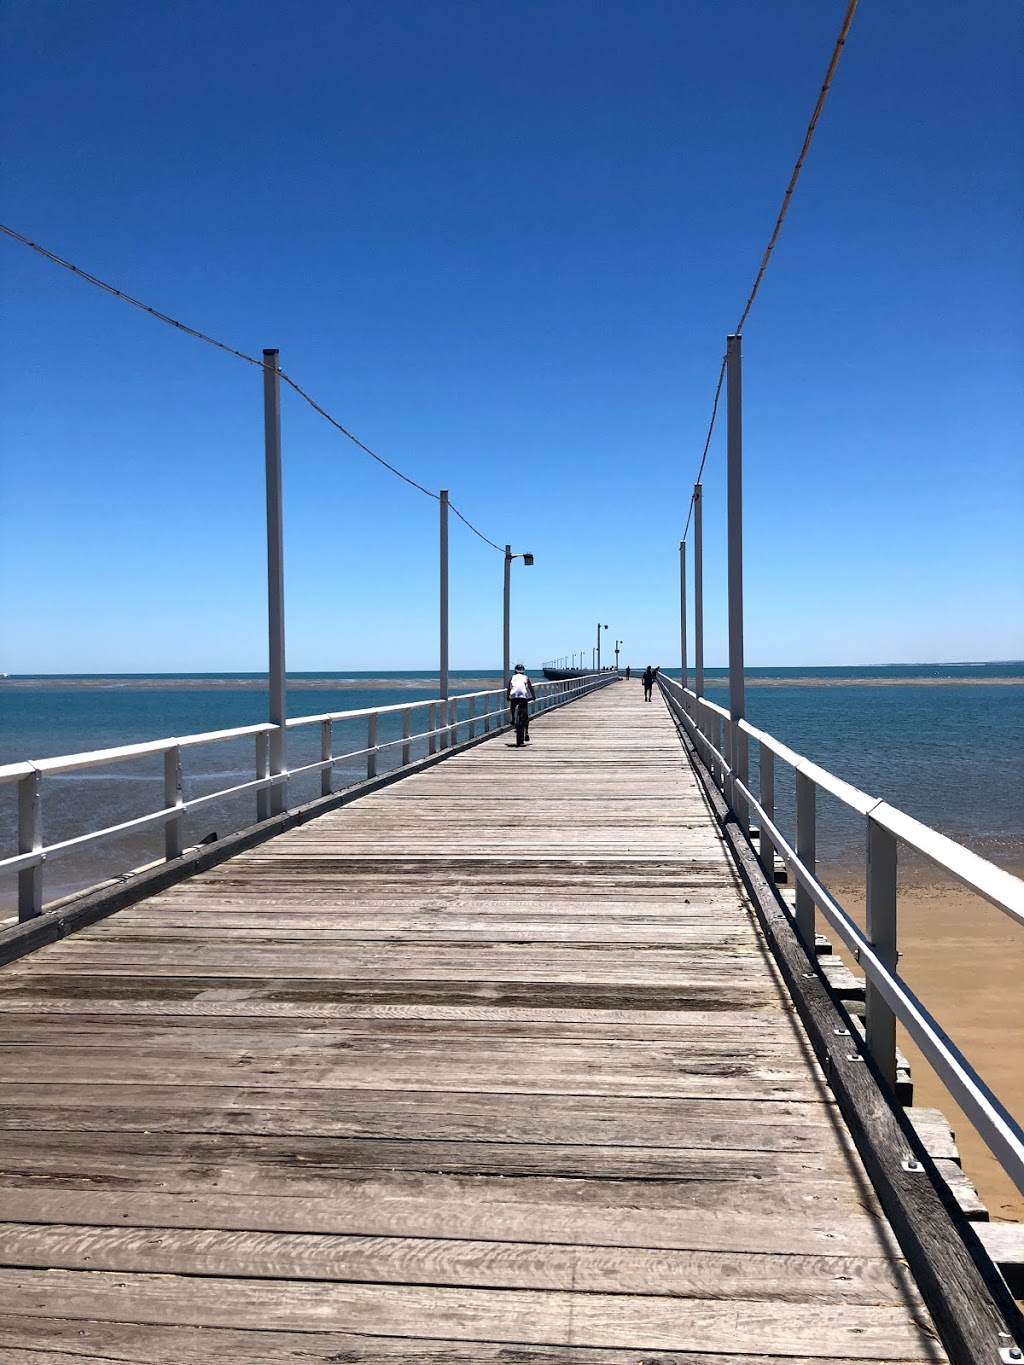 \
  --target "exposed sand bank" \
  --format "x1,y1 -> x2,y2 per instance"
2,673 -> 1021,690
829,876 -> 1024,1222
